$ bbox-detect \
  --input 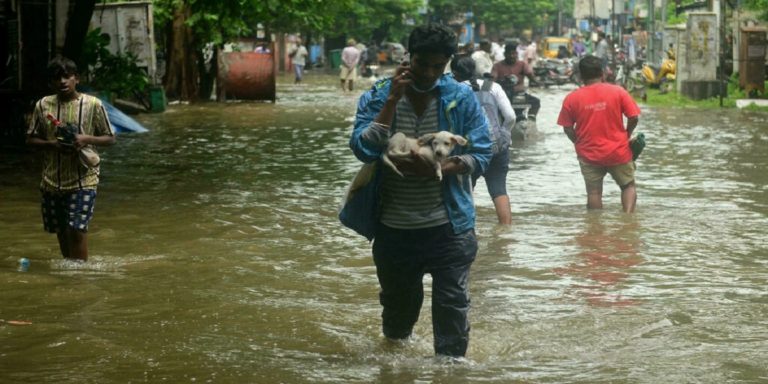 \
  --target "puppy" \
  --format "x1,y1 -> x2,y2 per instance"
382,131 -> 468,181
